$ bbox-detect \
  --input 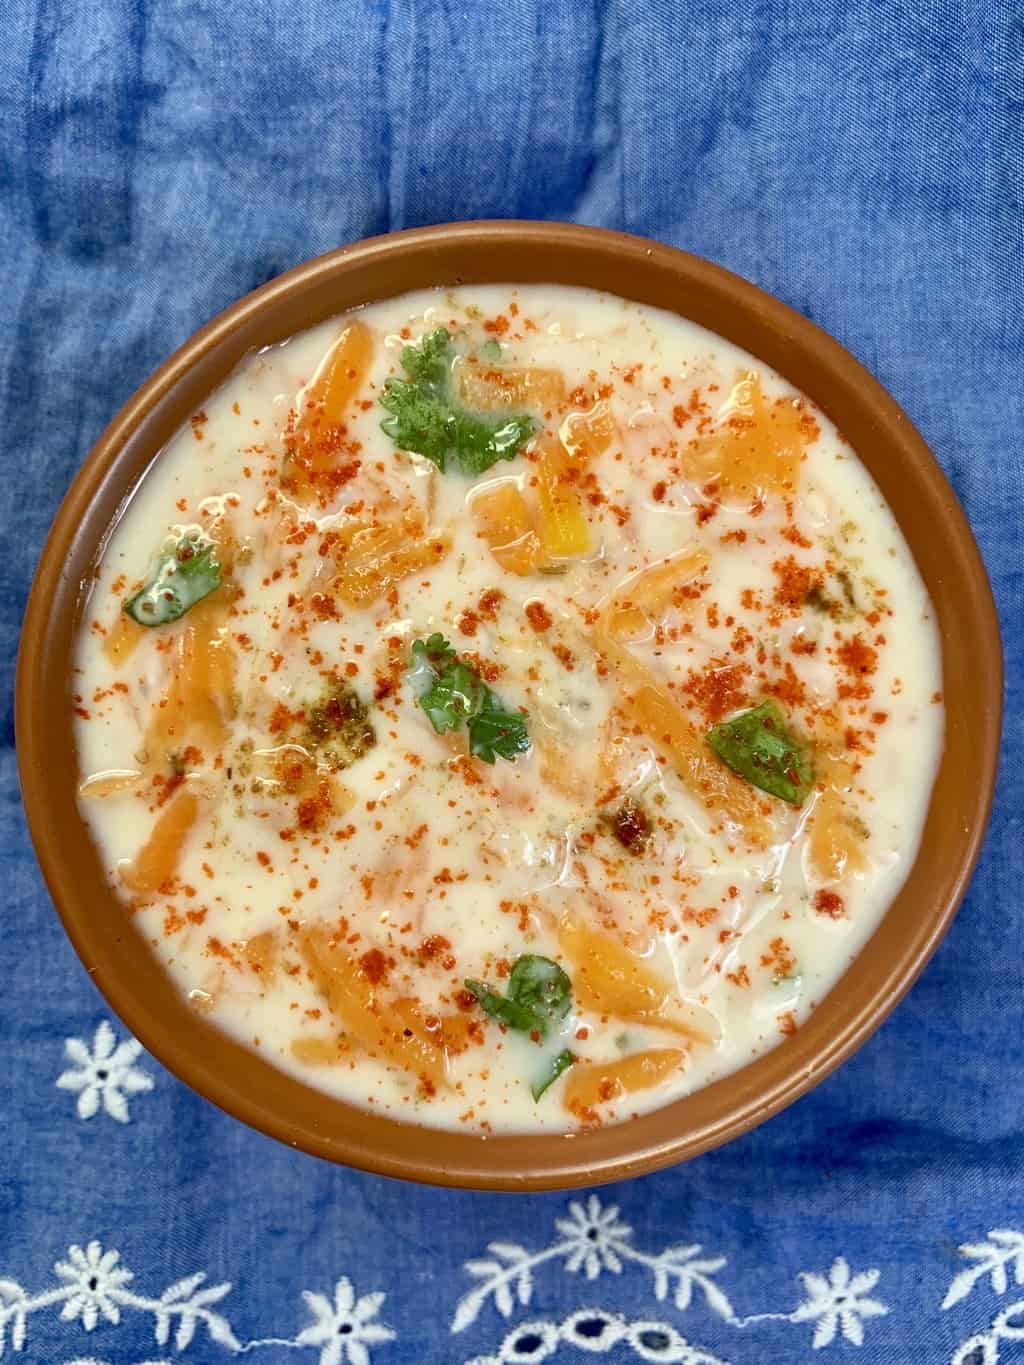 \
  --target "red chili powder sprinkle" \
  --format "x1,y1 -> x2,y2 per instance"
525,601 -> 553,632
813,889 -> 845,918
